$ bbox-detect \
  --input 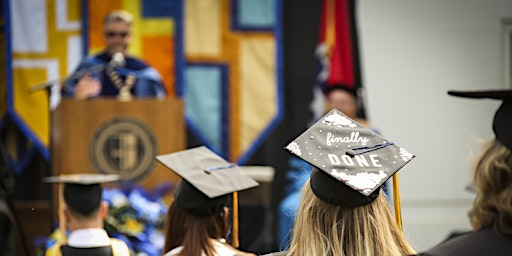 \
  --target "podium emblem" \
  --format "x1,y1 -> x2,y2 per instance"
89,117 -> 158,182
